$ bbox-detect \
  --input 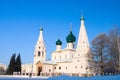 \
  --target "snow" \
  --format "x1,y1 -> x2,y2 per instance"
47,75 -> 120,80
